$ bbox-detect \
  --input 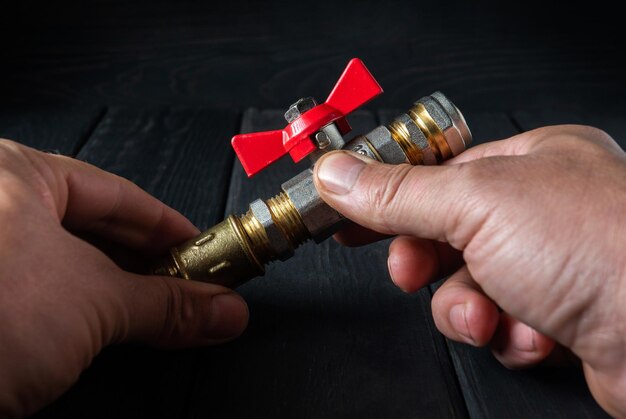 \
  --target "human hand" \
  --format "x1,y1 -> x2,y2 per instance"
313,125 -> 626,417
0,140 -> 248,418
